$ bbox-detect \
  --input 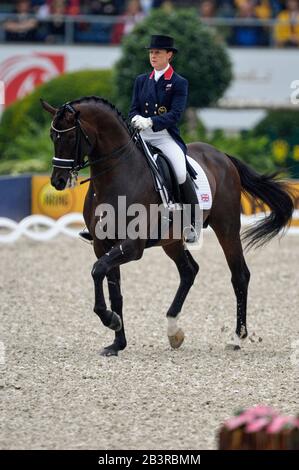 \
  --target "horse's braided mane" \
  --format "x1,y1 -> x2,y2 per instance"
57,96 -> 134,135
